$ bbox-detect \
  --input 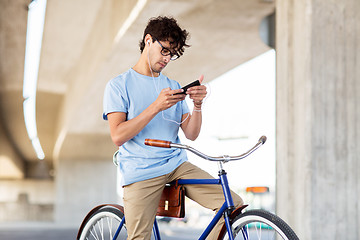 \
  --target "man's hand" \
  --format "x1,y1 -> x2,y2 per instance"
186,75 -> 207,109
108,87 -> 185,146
153,87 -> 186,112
